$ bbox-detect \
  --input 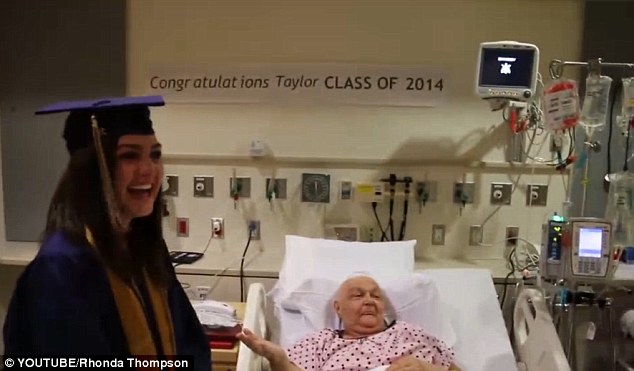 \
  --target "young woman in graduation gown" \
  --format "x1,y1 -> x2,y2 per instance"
3,96 -> 212,370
